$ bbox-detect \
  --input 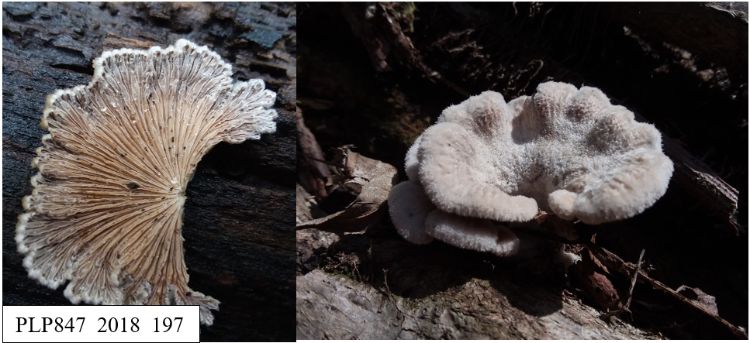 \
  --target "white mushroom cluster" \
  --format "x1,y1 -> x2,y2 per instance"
16,39 -> 277,325
388,81 -> 673,255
